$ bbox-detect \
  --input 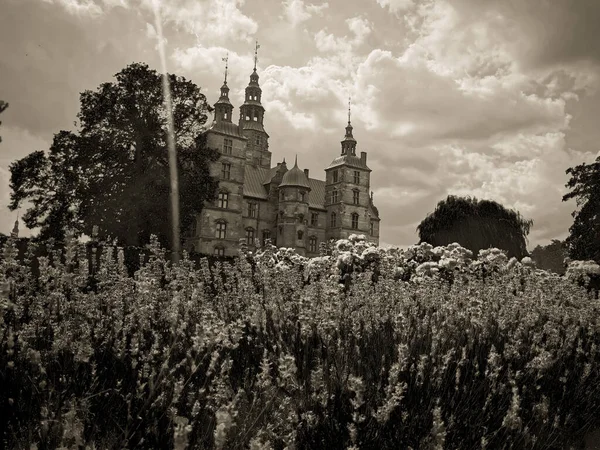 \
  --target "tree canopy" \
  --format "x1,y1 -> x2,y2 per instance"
9,63 -> 220,248
0,100 -> 8,144
417,195 -> 533,260
530,239 -> 567,274
562,156 -> 600,263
